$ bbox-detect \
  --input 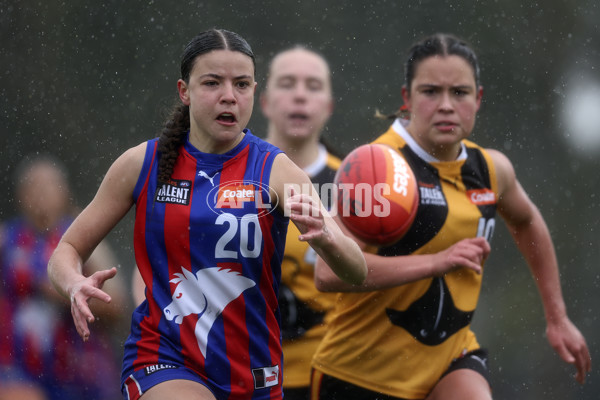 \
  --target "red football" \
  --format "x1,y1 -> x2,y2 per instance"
334,143 -> 419,246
